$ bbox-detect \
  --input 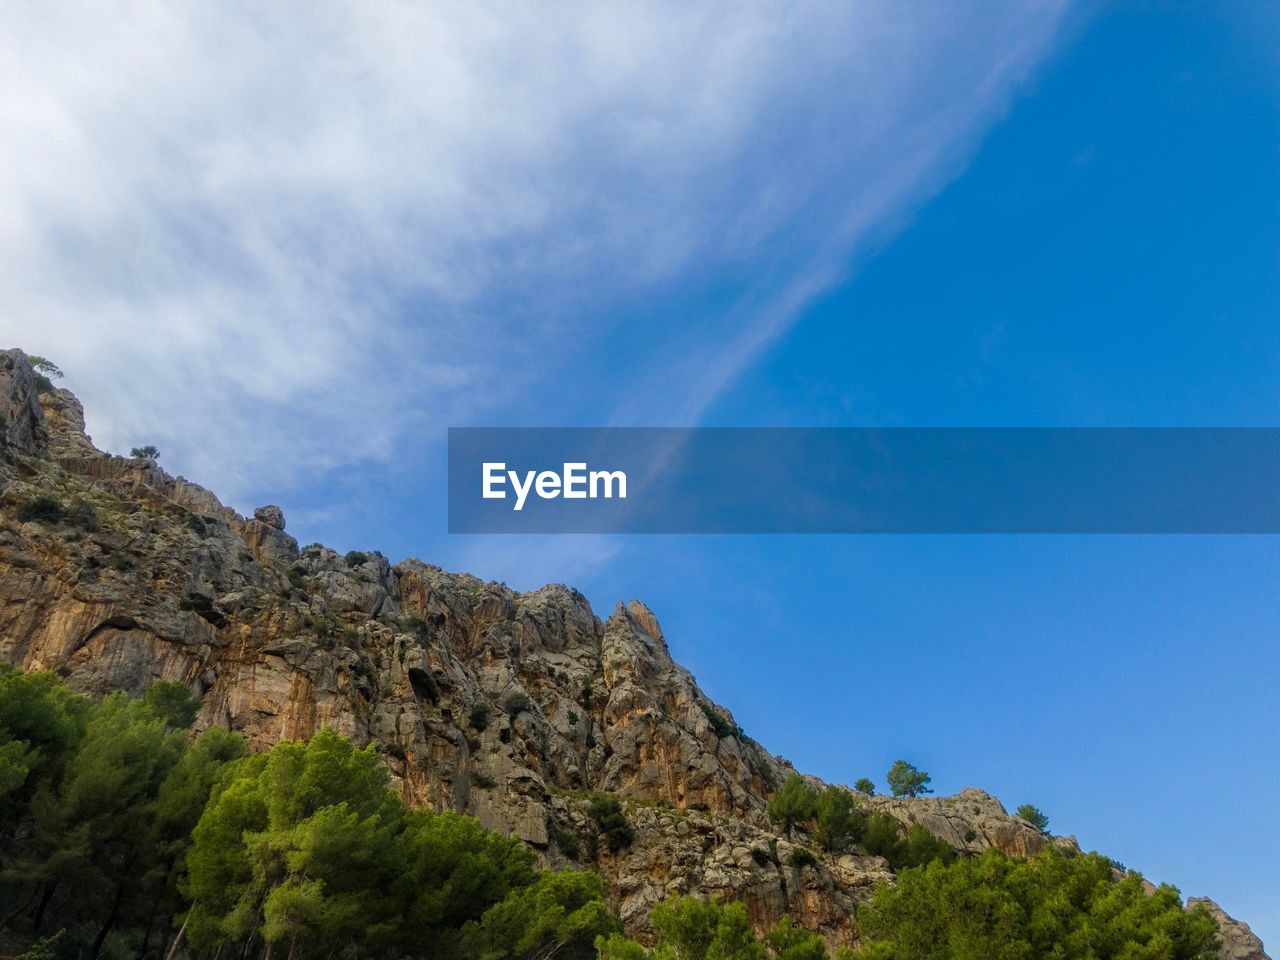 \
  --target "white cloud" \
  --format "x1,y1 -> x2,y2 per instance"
0,0 -> 1068,507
